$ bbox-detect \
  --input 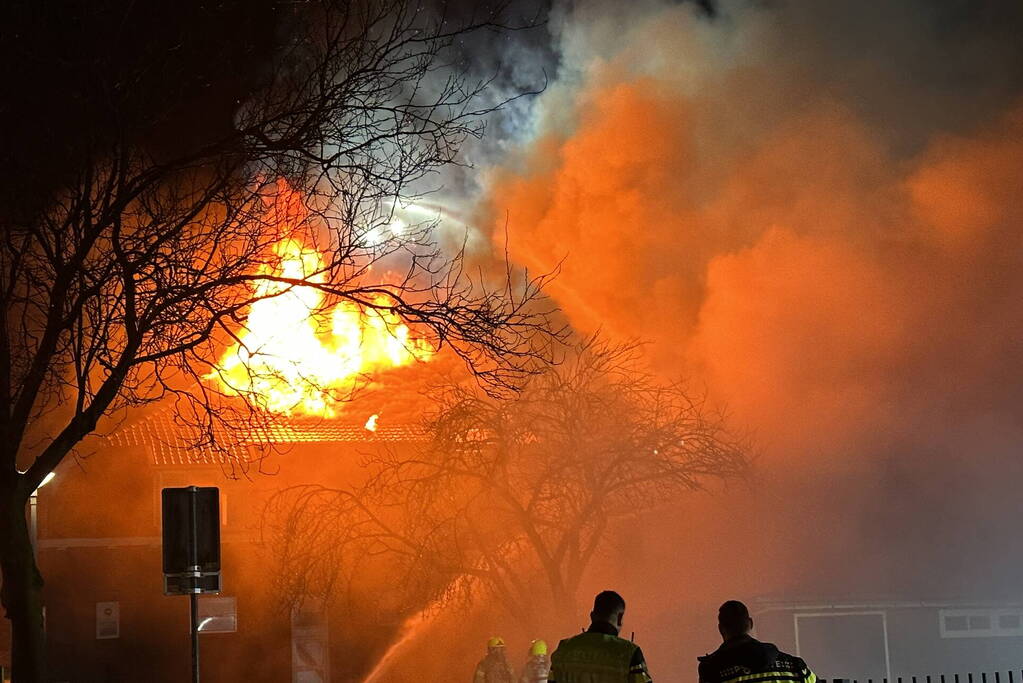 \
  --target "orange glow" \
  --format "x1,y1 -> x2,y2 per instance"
210,239 -> 432,417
